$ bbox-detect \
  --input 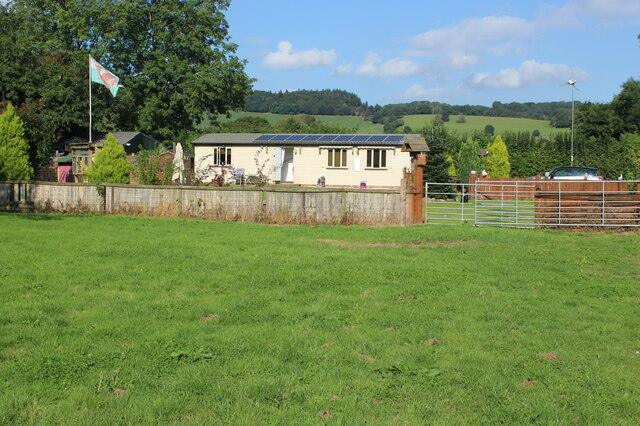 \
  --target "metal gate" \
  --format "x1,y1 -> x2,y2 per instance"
425,180 -> 640,229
